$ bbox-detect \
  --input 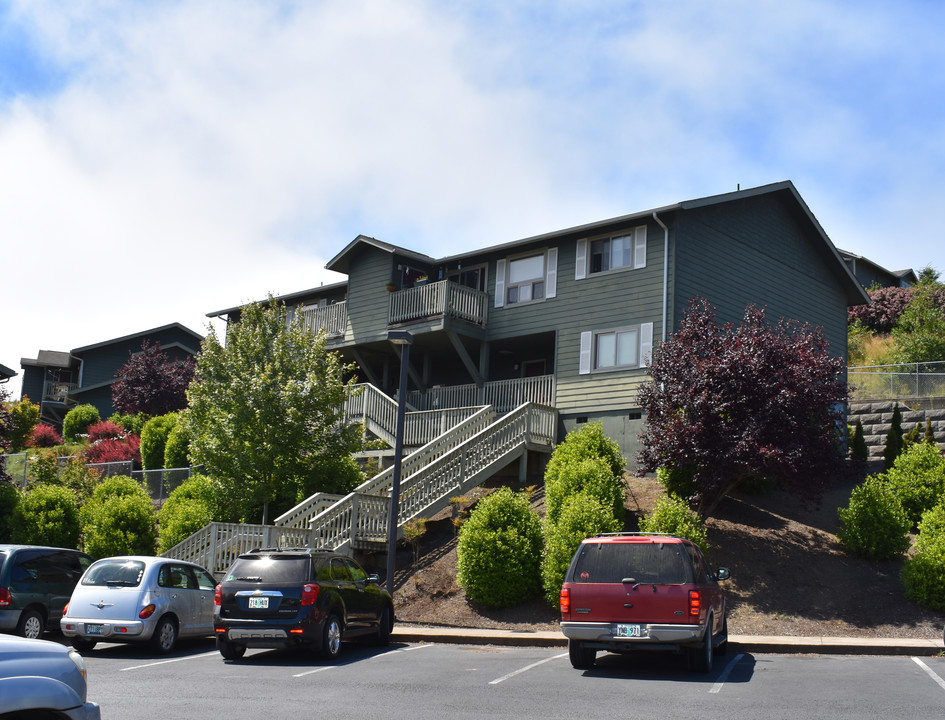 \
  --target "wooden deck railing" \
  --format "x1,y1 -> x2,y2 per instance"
408,374 -> 555,414
298,302 -> 347,337
389,280 -> 488,327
